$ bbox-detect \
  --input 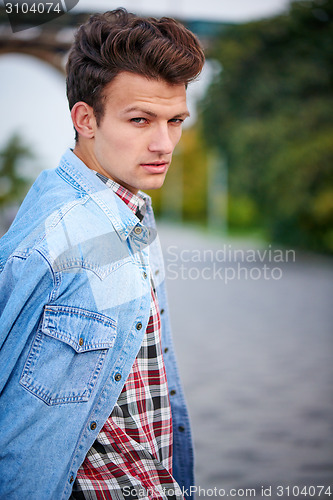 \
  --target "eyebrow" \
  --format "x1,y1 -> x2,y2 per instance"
122,106 -> 190,119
